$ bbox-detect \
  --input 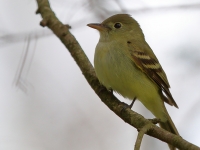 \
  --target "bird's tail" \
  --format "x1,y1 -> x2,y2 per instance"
159,106 -> 179,150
